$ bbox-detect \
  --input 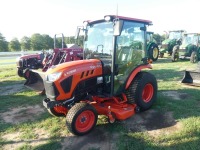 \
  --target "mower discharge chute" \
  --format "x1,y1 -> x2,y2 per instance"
42,15 -> 157,135
18,34 -> 83,92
